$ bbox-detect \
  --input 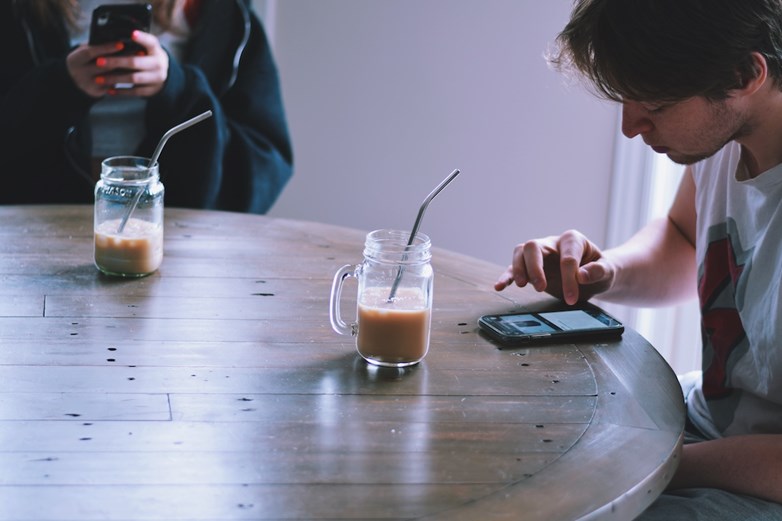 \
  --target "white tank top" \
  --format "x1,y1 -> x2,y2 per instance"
688,141 -> 782,437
